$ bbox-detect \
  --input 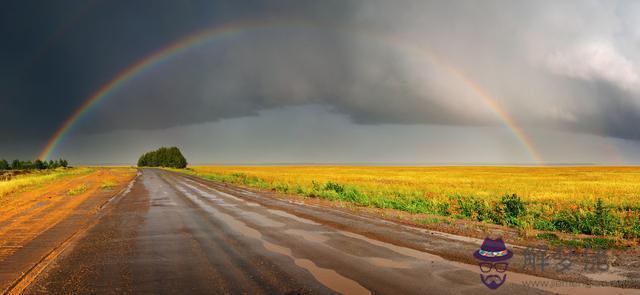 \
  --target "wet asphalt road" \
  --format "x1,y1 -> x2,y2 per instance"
23,169 -> 549,294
